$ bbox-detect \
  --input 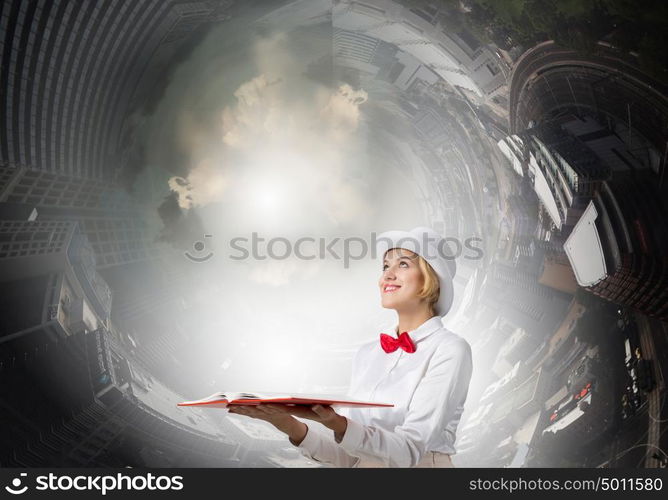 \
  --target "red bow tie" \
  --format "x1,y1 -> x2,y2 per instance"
379,331 -> 416,353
